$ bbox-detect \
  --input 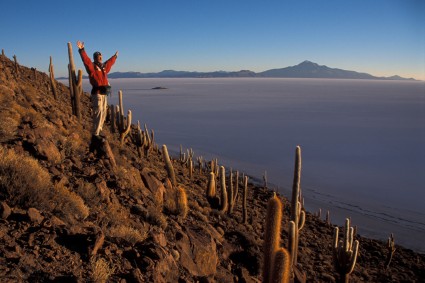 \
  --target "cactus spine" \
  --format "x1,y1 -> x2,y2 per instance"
162,144 -> 177,187
219,166 -> 228,212
333,218 -> 359,283
289,146 -> 305,267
